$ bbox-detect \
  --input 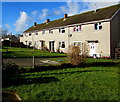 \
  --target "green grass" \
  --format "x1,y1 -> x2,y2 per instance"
3,65 -> 119,101
2,47 -> 120,101
2,47 -> 67,58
